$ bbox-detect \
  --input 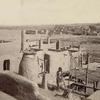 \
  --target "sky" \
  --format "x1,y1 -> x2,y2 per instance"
0,0 -> 100,25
